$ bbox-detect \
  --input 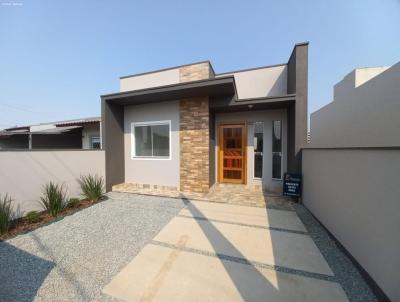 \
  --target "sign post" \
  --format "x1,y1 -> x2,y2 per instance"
283,173 -> 302,198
